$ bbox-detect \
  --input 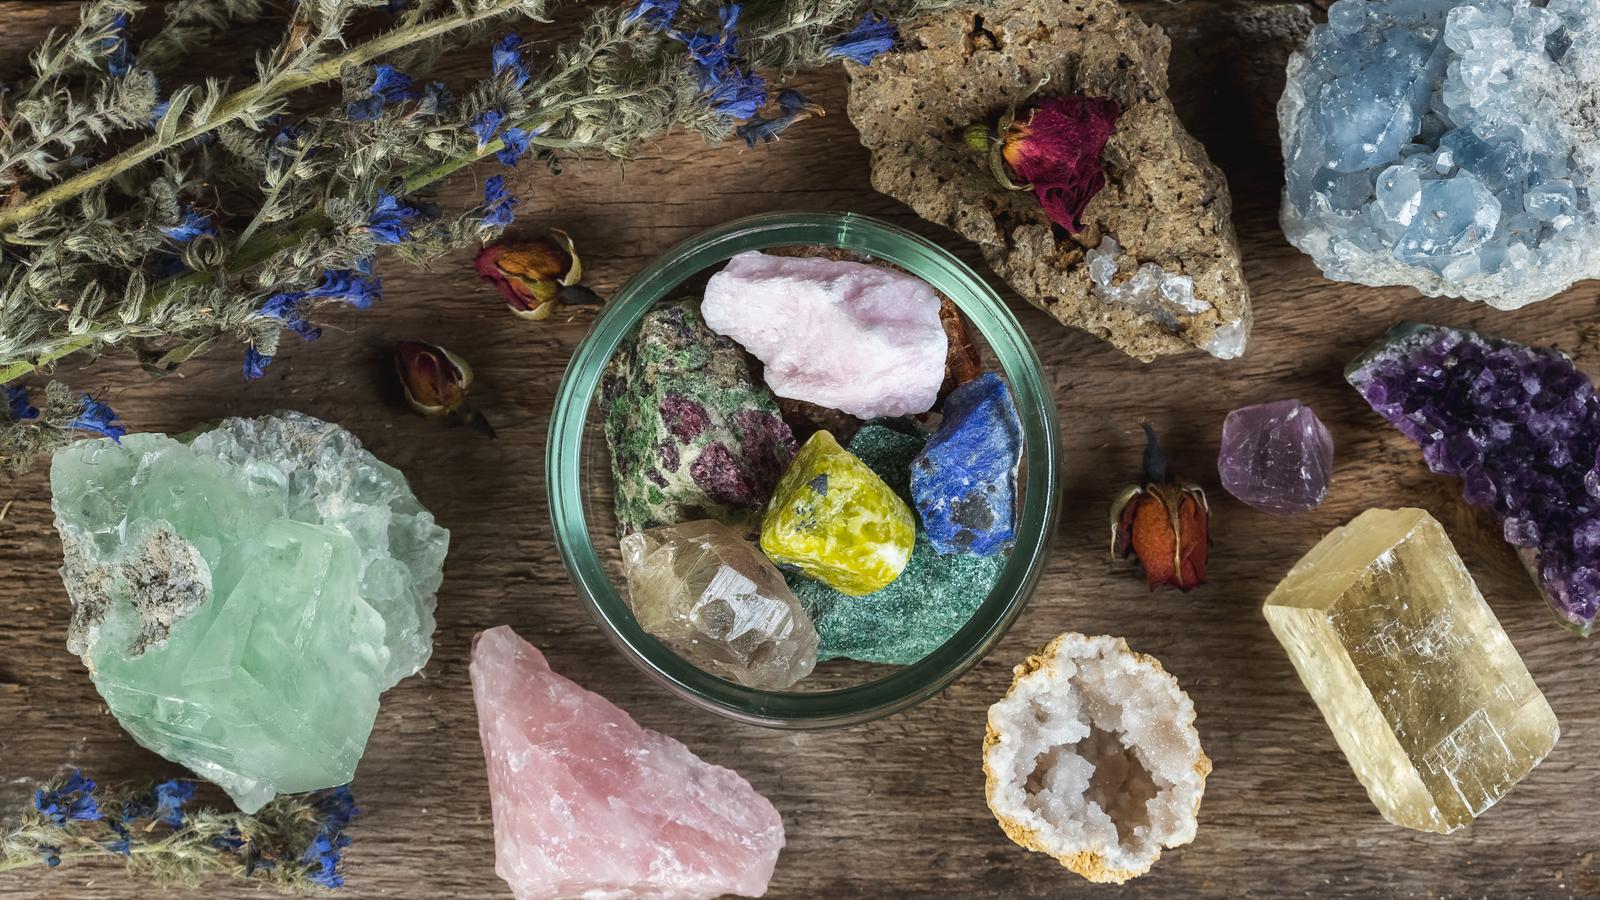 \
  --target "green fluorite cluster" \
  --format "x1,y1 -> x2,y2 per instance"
51,412 -> 448,812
